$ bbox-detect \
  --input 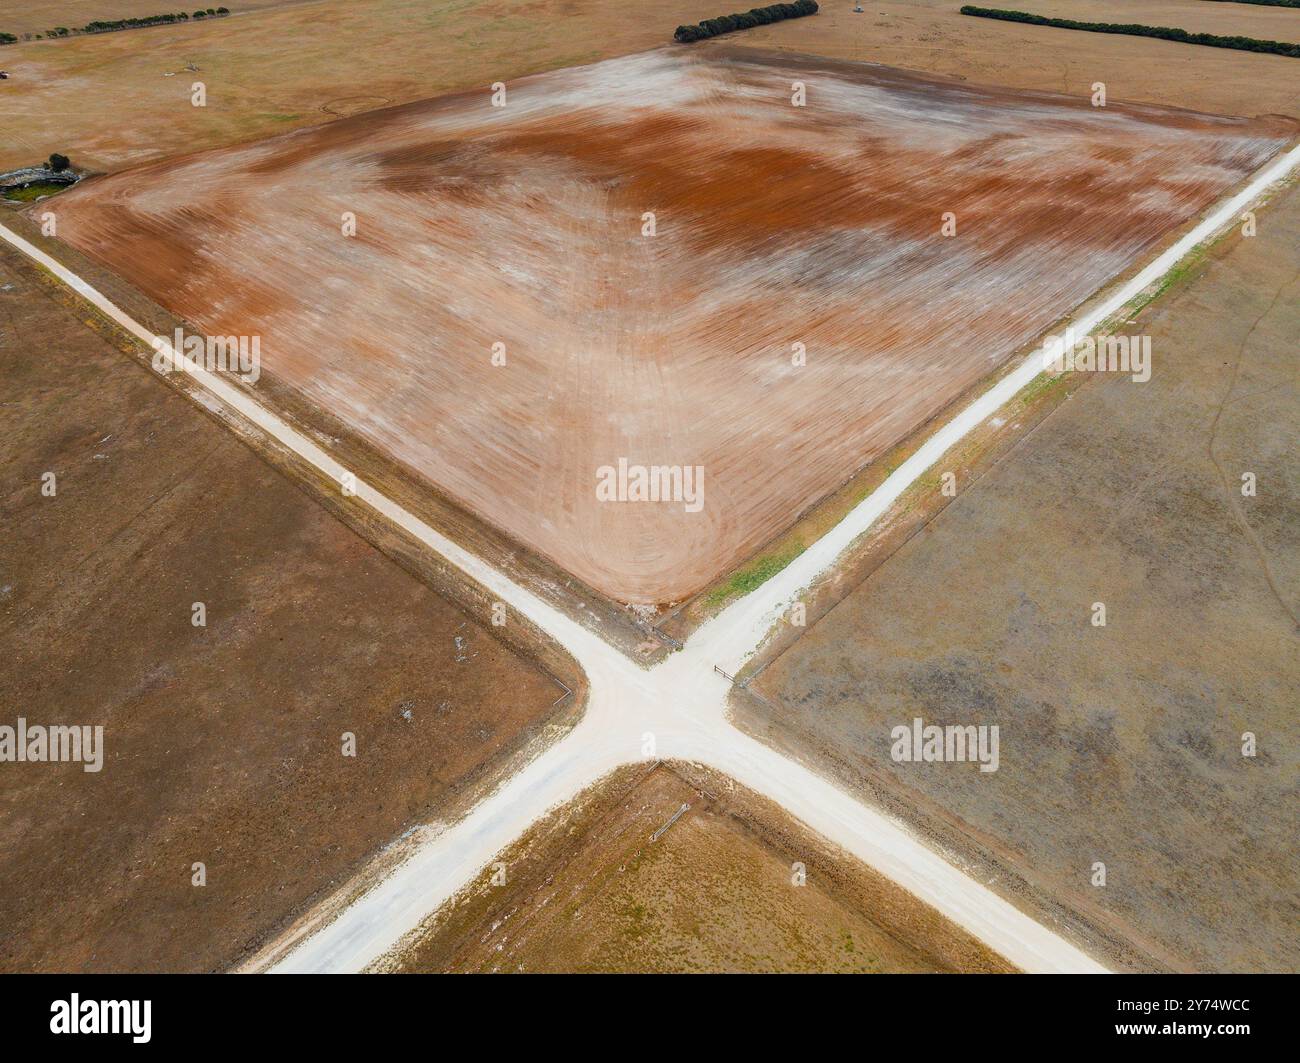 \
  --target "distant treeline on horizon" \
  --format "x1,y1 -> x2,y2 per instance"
674,1 -> 819,44
1201,0 -> 1299,7
959,6 -> 1300,58
1,8 -> 230,45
